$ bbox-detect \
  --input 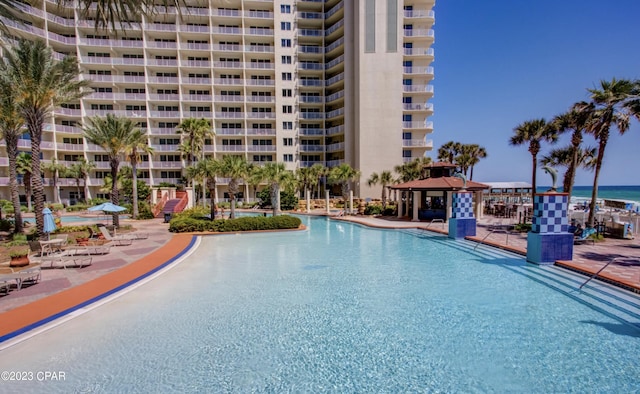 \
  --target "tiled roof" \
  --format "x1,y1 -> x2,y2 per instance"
391,176 -> 490,191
